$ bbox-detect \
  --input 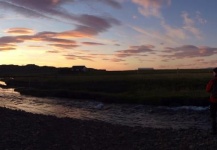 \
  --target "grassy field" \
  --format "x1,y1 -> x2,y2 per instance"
1,69 -> 213,106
